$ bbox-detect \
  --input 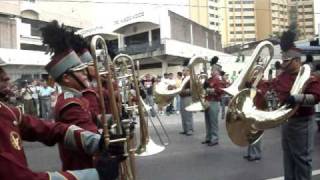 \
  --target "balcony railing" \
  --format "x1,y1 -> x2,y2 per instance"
118,40 -> 162,55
